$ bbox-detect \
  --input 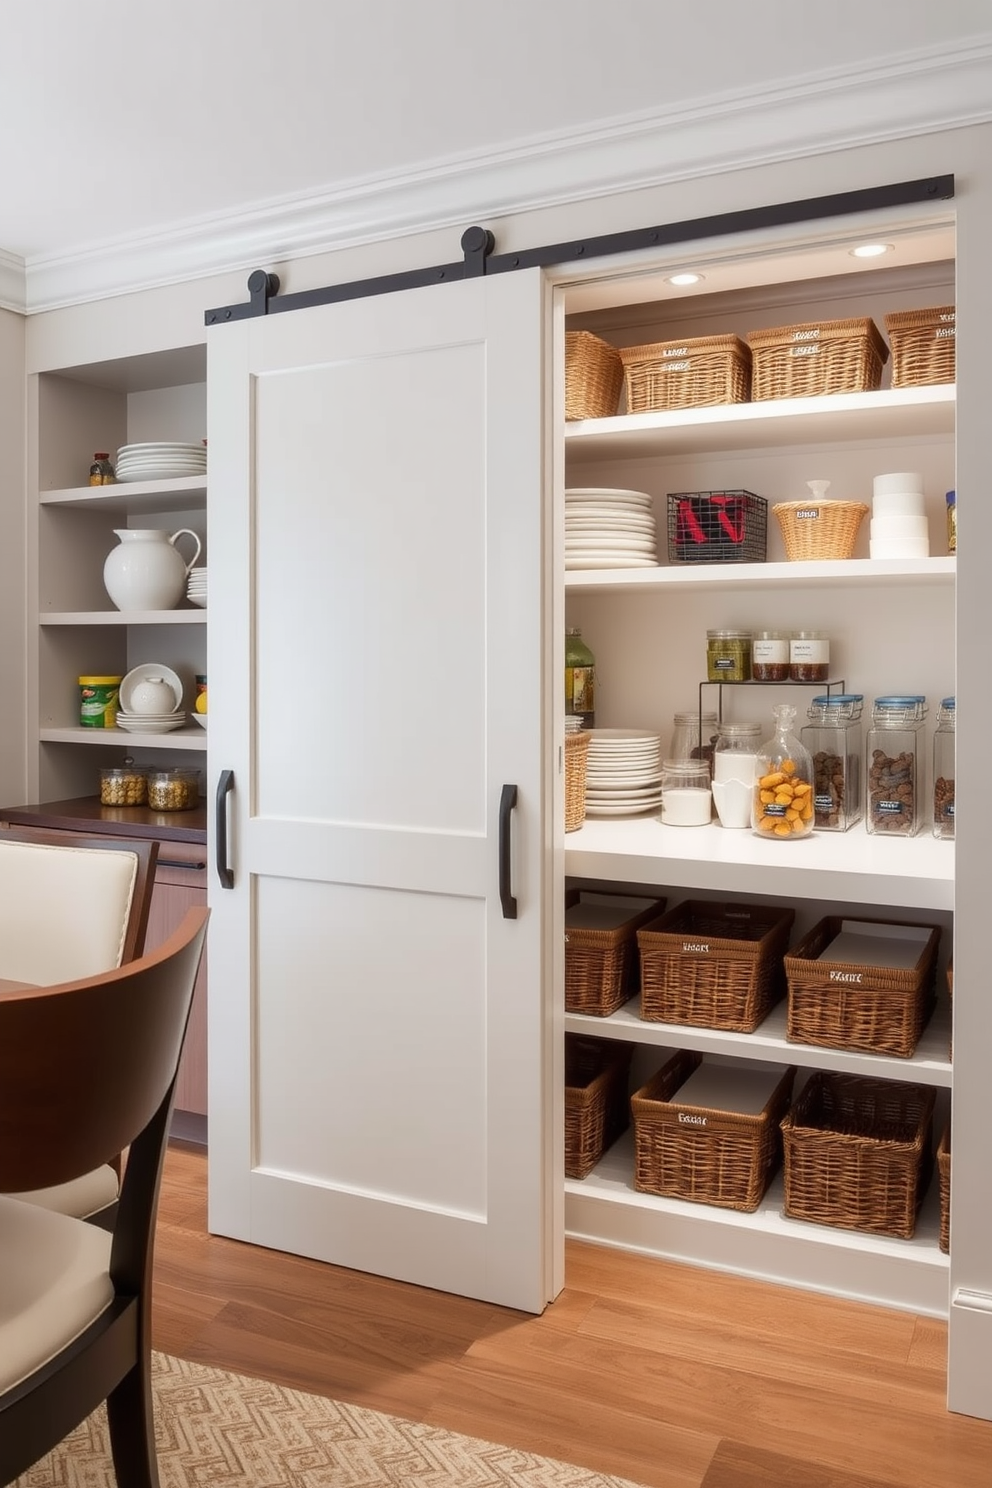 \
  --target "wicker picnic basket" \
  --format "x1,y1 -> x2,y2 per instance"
619,334 -> 751,413
784,915 -> 942,1058
564,1033 -> 634,1179
564,889 -> 667,1016
937,1123 -> 951,1254
781,1072 -> 935,1239
884,305 -> 956,388
565,330 -> 624,421
564,729 -> 590,832
636,900 -> 795,1033
747,316 -> 888,401
631,1058 -> 795,1211
772,499 -> 869,561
